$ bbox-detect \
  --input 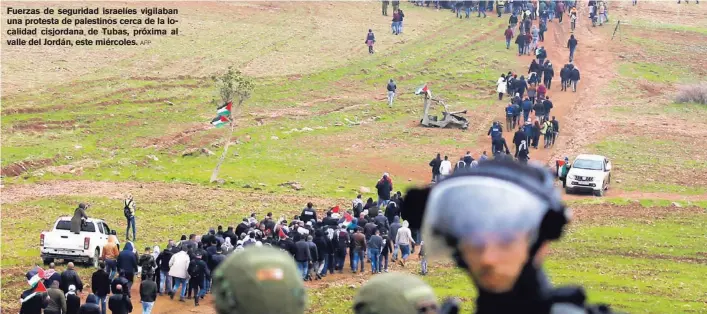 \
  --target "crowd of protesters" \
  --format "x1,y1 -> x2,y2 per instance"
21,179 -> 429,313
